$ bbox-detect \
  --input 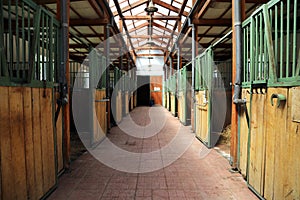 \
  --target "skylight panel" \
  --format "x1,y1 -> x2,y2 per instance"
156,5 -> 169,14
119,0 -> 129,8
172,1 -> 181,9
131,6 -> 144,15
155,20 -> 165,27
